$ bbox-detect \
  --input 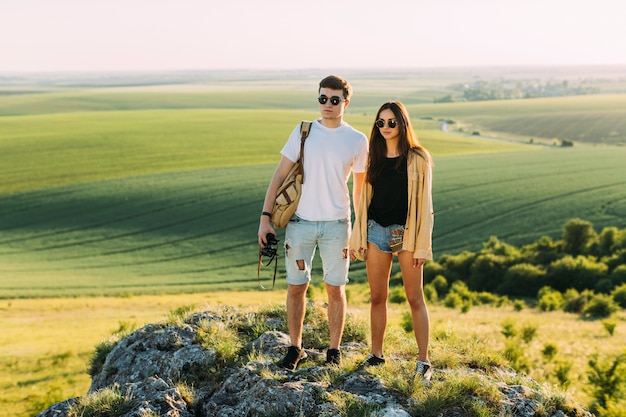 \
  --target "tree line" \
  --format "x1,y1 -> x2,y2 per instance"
434,79 -> 600,103
422,218 -> 626,316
